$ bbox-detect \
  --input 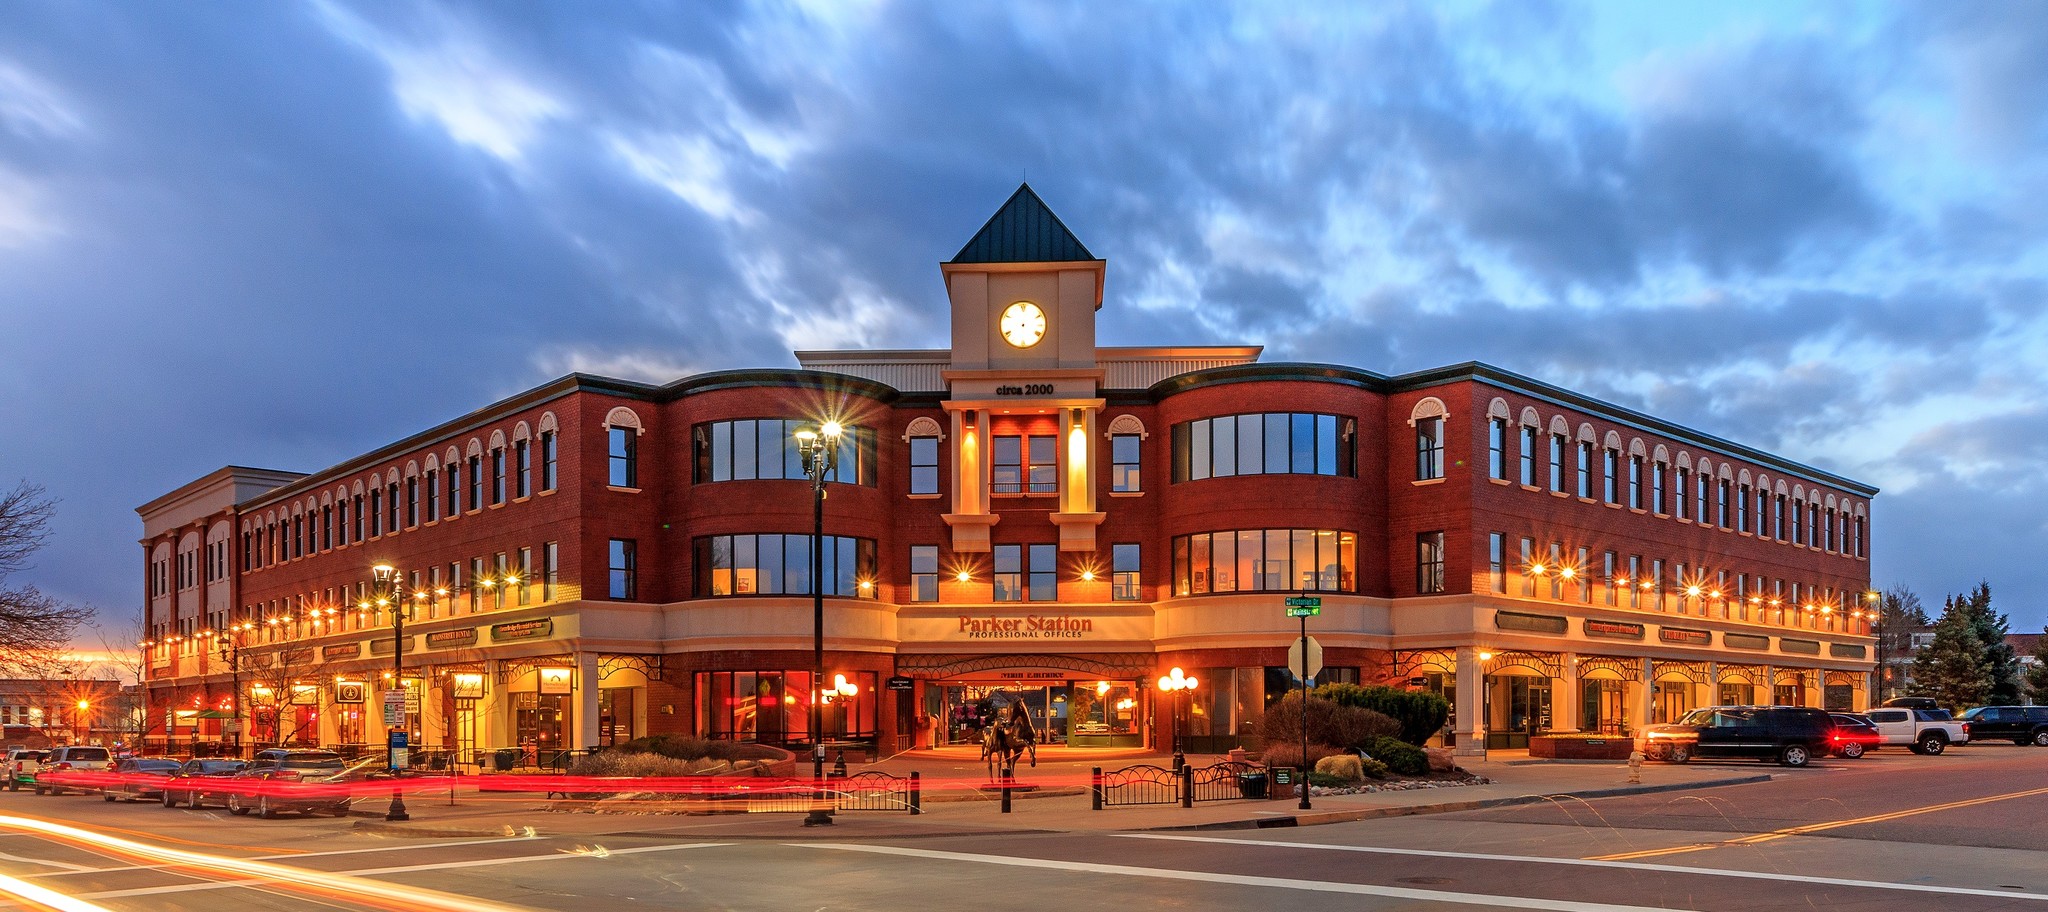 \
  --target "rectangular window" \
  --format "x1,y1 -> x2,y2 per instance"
516,439 -> 531,498
1027,436 -> 1057,493
1520,537 -> 1536,596
1675,468 -> 1690,519
1577,442 -> 1593,497
543,541 -> 558,601
468,455 -> 482,509
387,482 -> 400,530
335,503 -> 348,547
321,506 -> 332,550
609,428 -> 637,488
1651,559 -> 1665,611
406,477 -> 419,527
491,449 -> 507,504
992,436 -> 1023,494
1028,544 -> 1058,601
1488,418 -> 1507,480
910,546 -> 939,602
1416,532 -> 1445,594
1652,461 -> 1666,513
1628,456 -> 1642,509
1111,434 -> 1142,492
1171,413 -> 1352,481
541,431 -> 557,492
1112,543 -> 1141,601
1578,547 -> 1591,604
517,547 -> 532,606
1549,543 -> 1564,599
424,470 -> 438,522
470,558 -> 485,612
1488,532 -> 1505,593
608,539 -> 637,600
1601,447 -> 1615,502
1519,427 -> 1537,485
446,463 -> 460,515
493,553 -> 509,608
368,490 -> 382,537
1695,474 -> 1708,523
1417,417 -> 1445,481
1603,551 -> 1617,605
1716,479 -> 1729,528
909,437 -> 940,495
1171,529 -> 1355,594
1549,434 -> 1566,492
1738,484 -> 1751,531
1627,555 -> 1642,609
992,545 -> 1022,602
